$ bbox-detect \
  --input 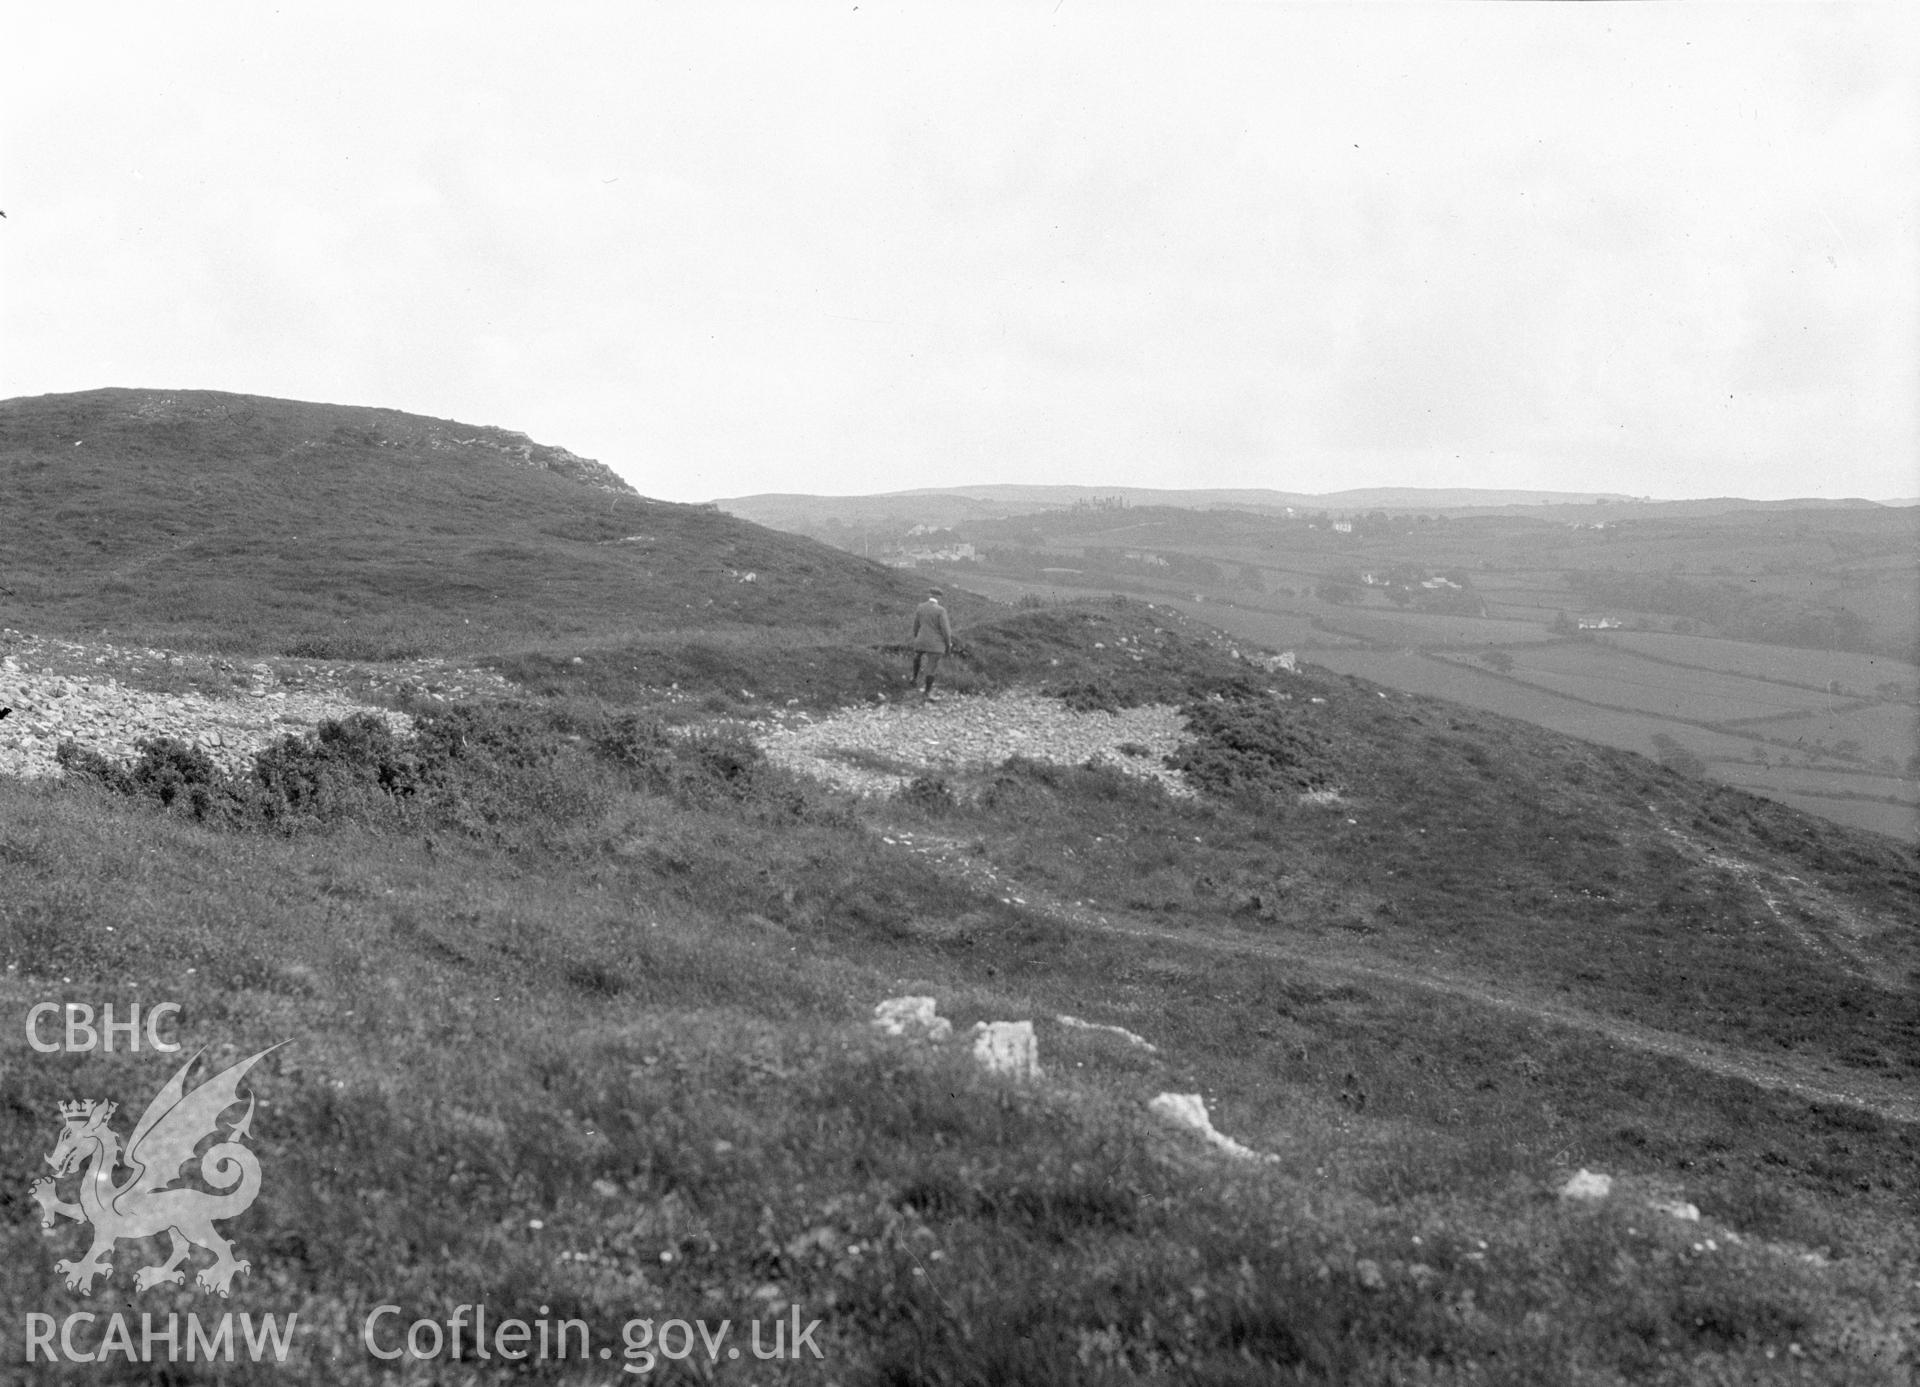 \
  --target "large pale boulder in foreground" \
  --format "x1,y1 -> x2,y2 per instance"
970,1020 -> 1040,1080
1149,1093 -> 1276,1162
1559,1169 -> 1613,1201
